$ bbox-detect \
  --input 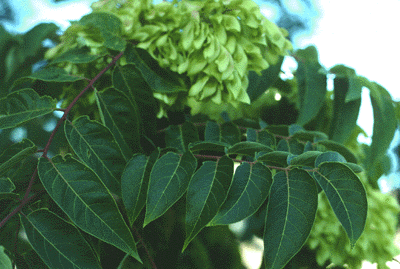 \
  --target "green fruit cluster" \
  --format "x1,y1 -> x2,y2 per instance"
307,172 -> 400,268
45,0 -> 292,118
